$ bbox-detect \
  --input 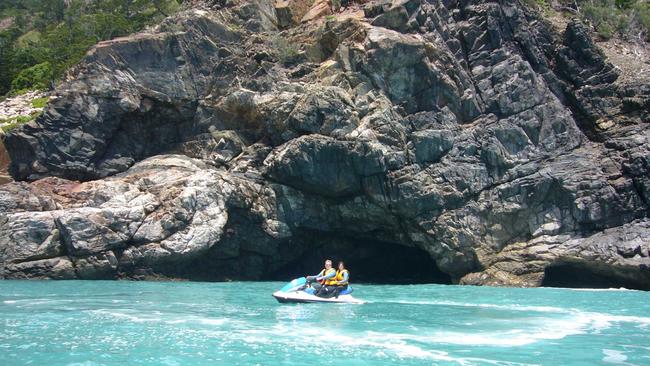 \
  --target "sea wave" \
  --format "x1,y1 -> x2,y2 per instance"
385,299 -> 574,314
234,325 -> 541,364
381,300 -> 650,332
579,312 -> 650,332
